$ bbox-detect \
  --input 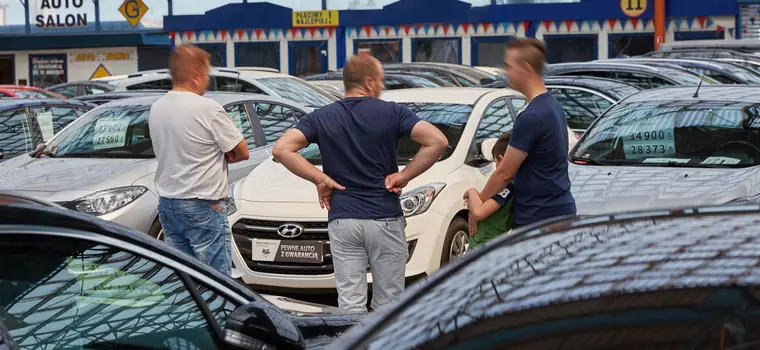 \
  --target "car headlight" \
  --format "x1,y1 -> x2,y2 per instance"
725,193 -> 760,204
400,183 -> 446,217
68,186 -> 147,216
